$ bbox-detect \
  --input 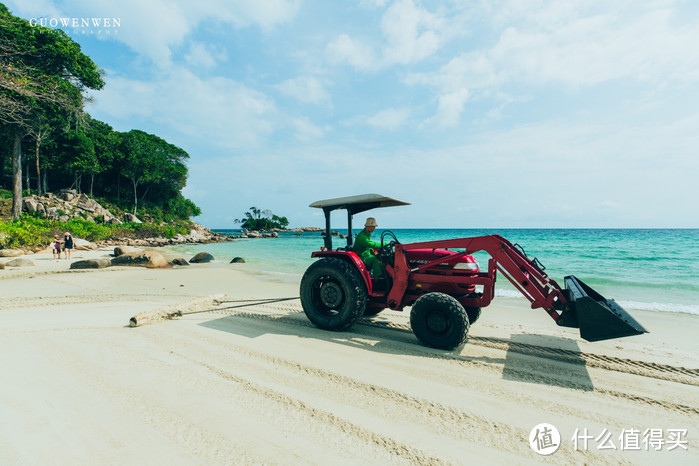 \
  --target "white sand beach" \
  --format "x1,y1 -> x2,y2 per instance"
1,248 -> 697,464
